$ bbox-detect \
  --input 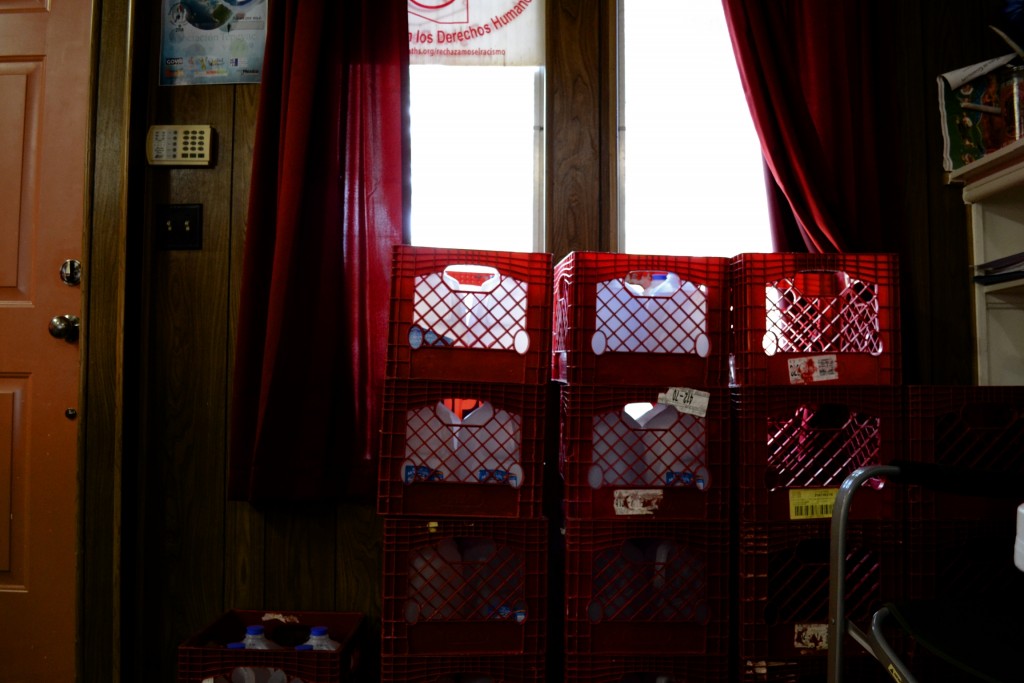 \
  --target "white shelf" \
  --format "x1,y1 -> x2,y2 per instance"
956,143 -> 1024,384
